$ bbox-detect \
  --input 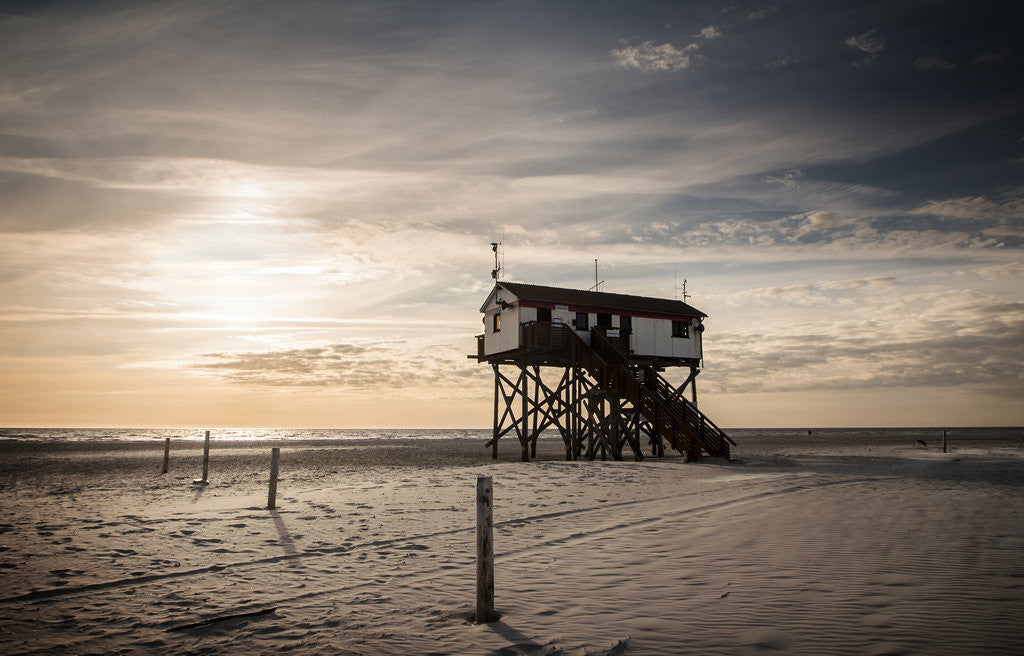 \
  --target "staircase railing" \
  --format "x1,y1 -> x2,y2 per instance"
562,326 -> 704,460
642,368 -> 735,459
590,329 -> 733,459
